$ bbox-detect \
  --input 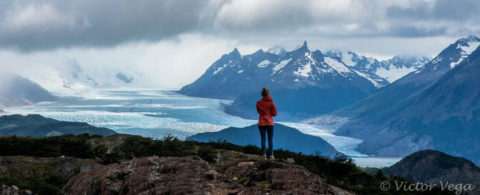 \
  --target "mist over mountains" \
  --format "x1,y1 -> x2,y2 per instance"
0,74 -> 55,108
